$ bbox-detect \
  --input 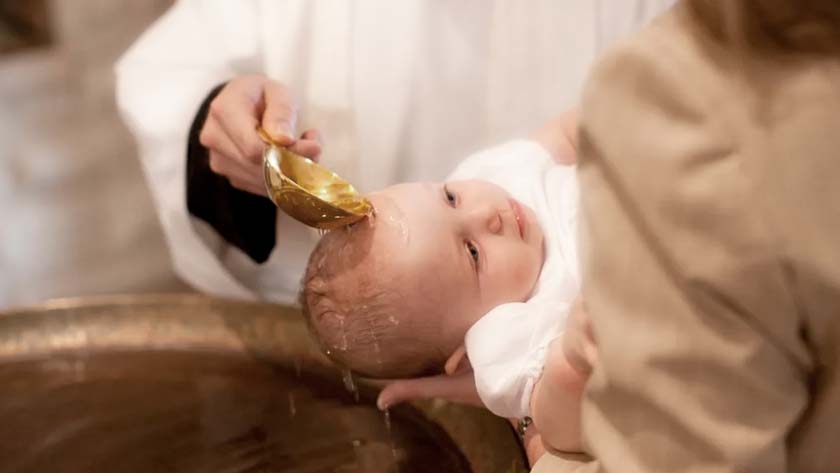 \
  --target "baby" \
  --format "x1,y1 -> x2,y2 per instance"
301,119 -> 585,452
